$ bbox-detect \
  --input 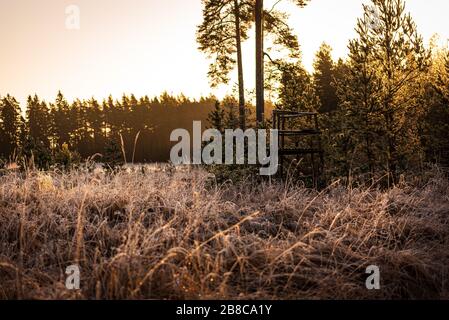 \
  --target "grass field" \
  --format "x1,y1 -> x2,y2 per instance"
0,165 -> 448,299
